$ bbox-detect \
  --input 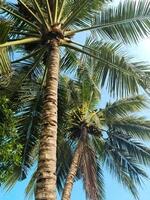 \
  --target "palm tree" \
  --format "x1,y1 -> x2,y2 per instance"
60,77 -> 150,200
1,0 -> 150,199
